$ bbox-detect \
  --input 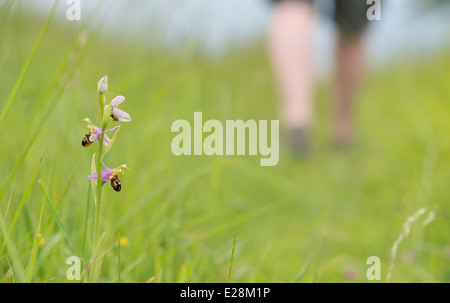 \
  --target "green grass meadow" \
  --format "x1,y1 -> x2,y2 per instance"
1,1 -> 450,283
